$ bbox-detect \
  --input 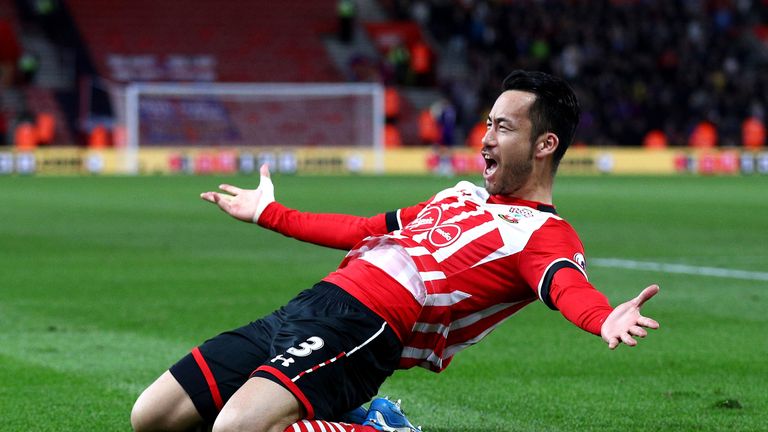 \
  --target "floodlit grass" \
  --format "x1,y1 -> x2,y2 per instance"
1,174 -> 767,431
